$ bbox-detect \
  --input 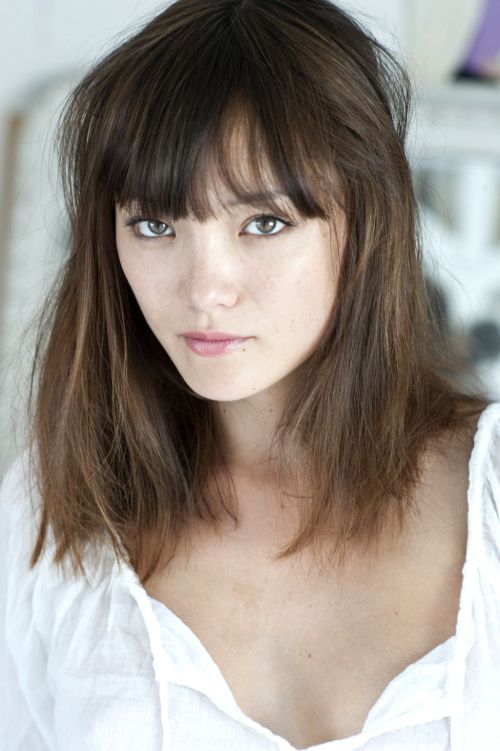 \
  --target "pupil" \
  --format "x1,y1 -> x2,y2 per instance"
259,216 -> 276,233
148,221 -> 166,235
